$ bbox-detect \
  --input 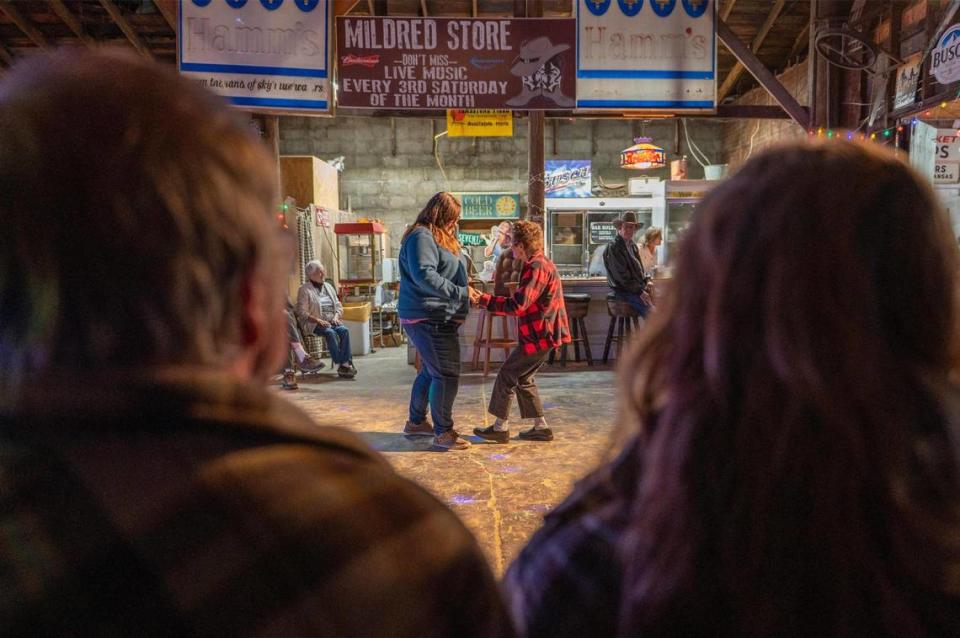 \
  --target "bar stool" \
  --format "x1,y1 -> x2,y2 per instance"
471,281 -> 519,377
549,293 -> 593,366
602,293 -> 641,364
